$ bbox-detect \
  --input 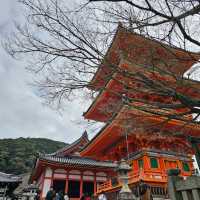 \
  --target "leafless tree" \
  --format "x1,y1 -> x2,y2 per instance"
3,0 -> 200,126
